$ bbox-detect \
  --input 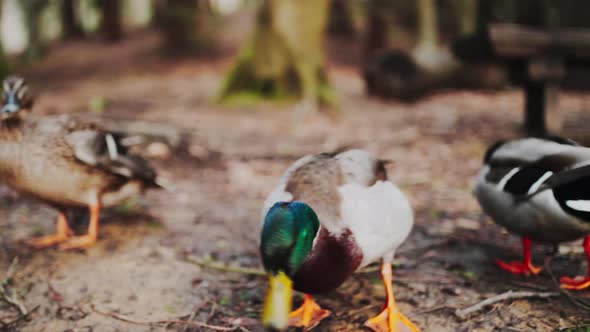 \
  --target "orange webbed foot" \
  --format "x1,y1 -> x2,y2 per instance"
288,294 -> 331,330
495,259 -> 542,276
27,213 -> 73,249
560,276 -> 590,290
365,261 -> 421,332
560,236 -> 590,290
496,237 -> 541,276
365,308 -> 421,332
59,203 -> 100,250
28,233 -> 71,248
58,234 -> 97,250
